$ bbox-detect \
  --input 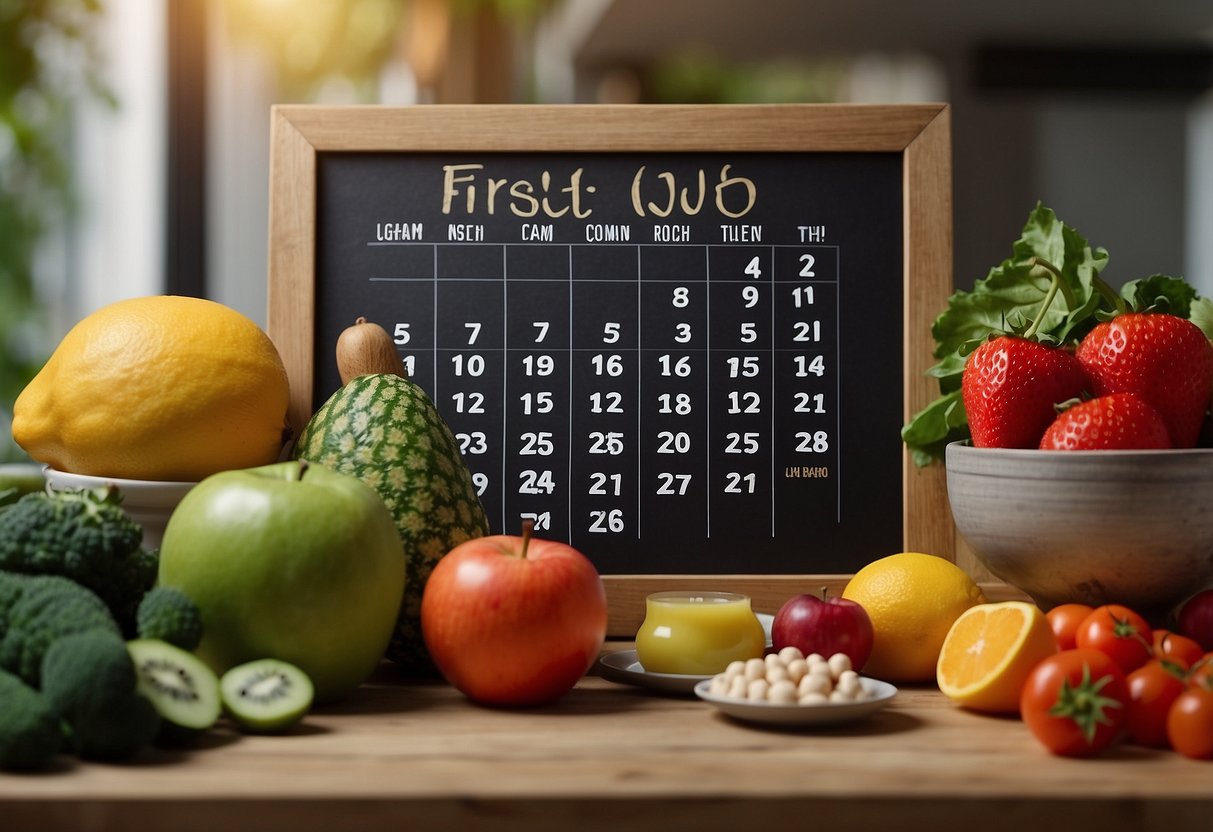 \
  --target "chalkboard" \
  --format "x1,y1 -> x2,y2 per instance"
267,105 -> 954,630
